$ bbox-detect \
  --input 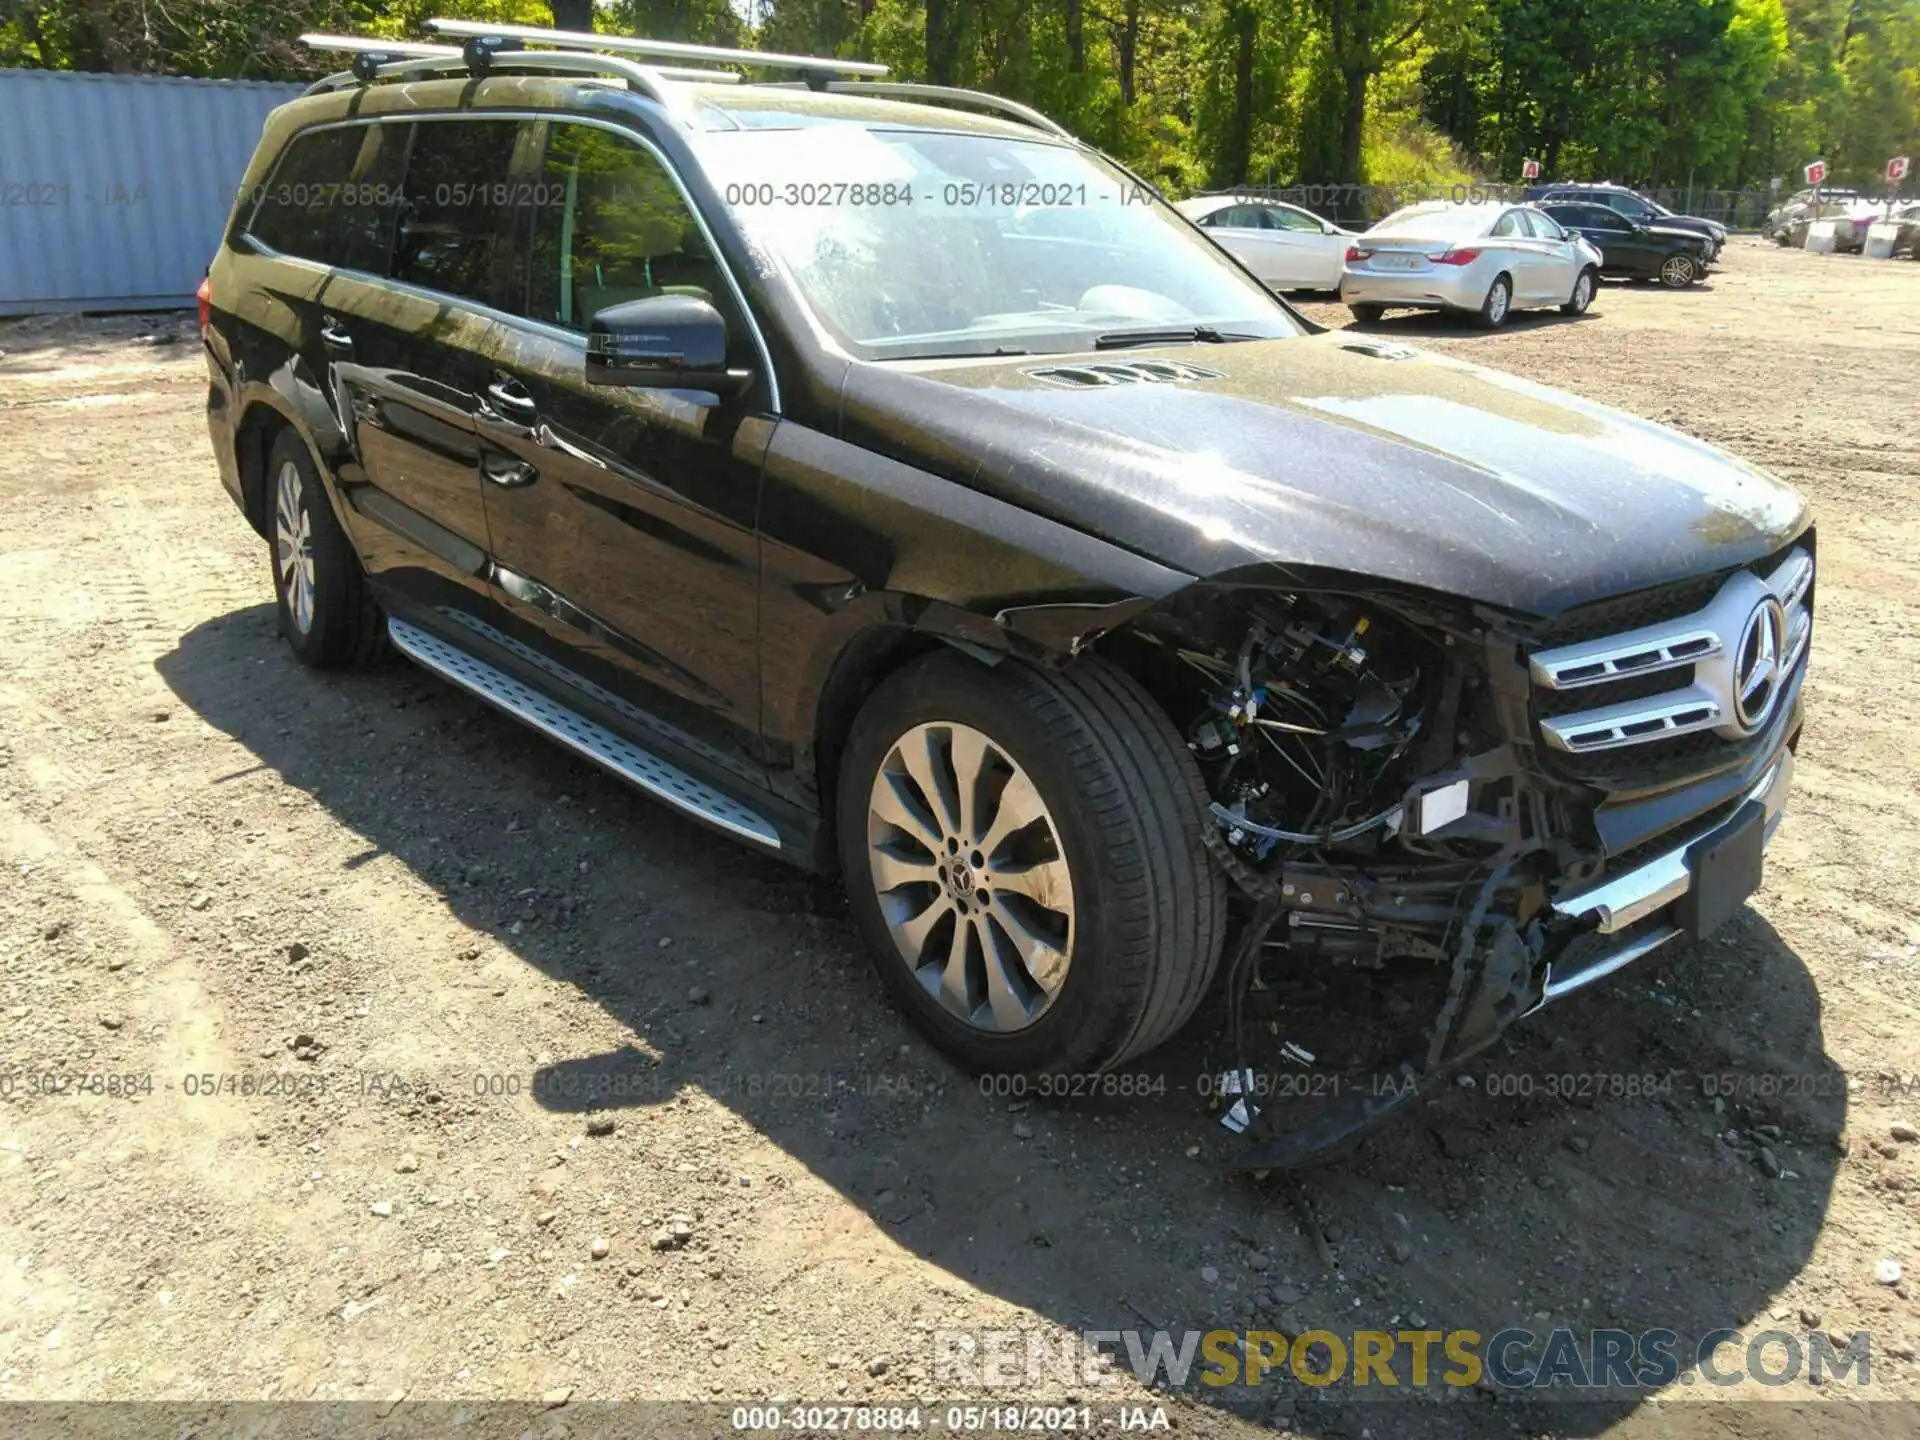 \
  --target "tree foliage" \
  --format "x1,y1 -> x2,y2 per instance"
3,0 -> 1914,189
